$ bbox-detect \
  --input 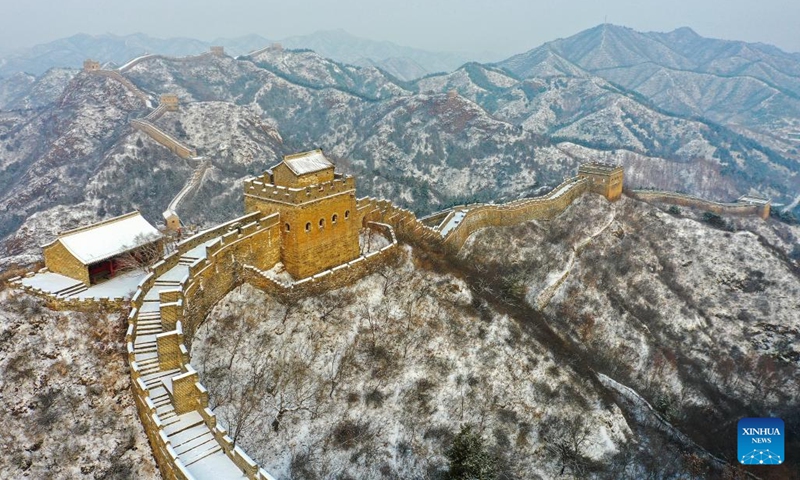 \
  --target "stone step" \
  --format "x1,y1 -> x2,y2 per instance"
169,424 -> 213,448
174,432 -> 216,456
142,369 -> 181,388
139,365 -> 160,376
134,351 -> 158,364
163,411 -> 204,436
135,340 -> 157,350
56,283 -> 88,297
182,444 -> 223,467
137,327 -> 163,336
138,356 -> 159,366
156,403 -> 177,417
137,318 -> 162,326
160,410 -> 177,421
135,346 -> 158,354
